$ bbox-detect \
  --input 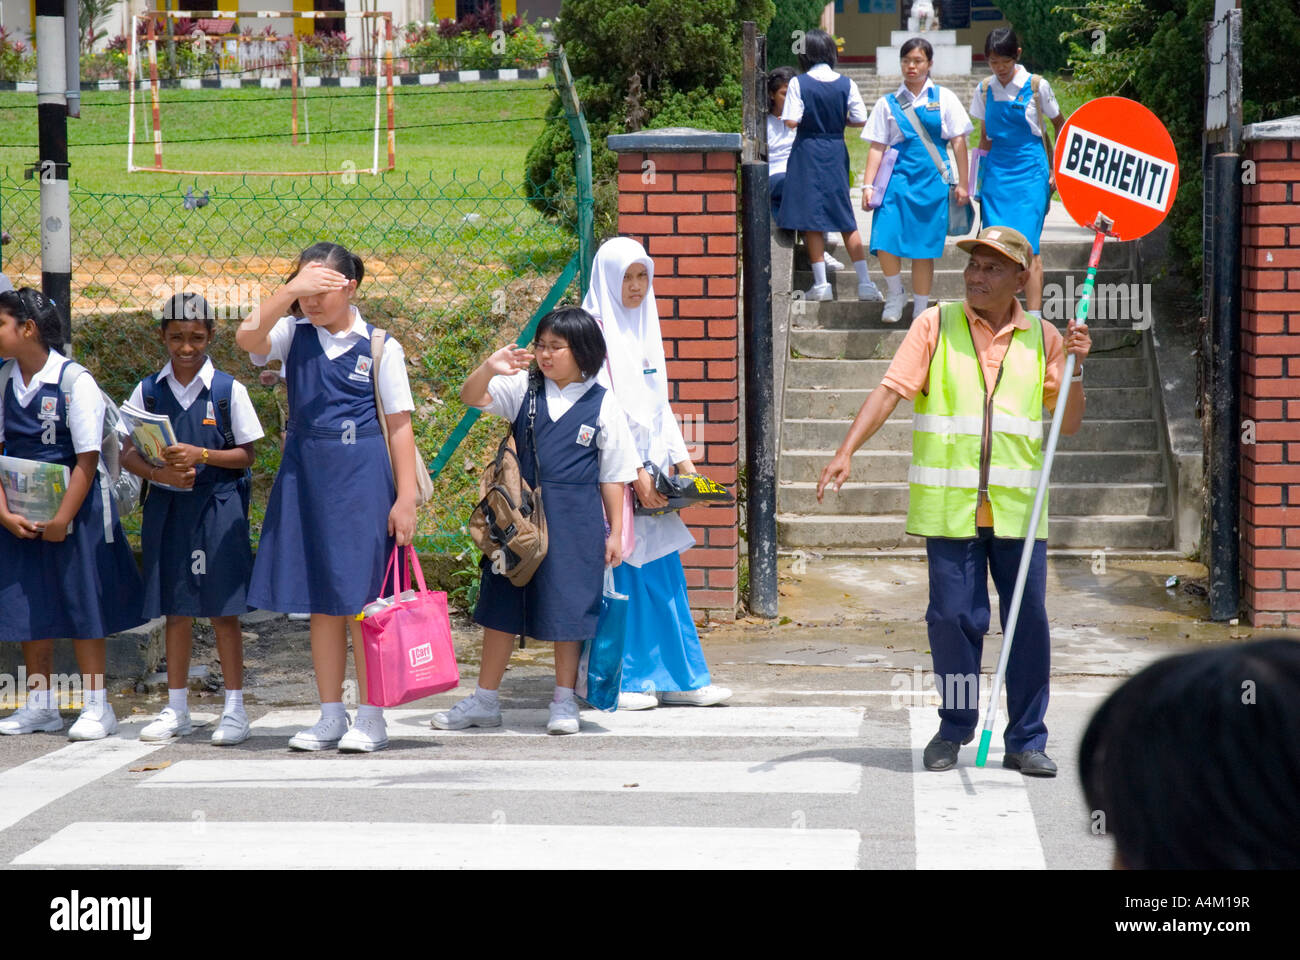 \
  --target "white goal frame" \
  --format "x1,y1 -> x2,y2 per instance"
127,9 -> 396,176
